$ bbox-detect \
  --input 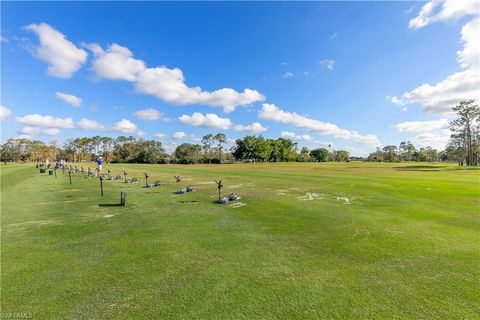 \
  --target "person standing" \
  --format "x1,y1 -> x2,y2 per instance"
96,156 -> 103,176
